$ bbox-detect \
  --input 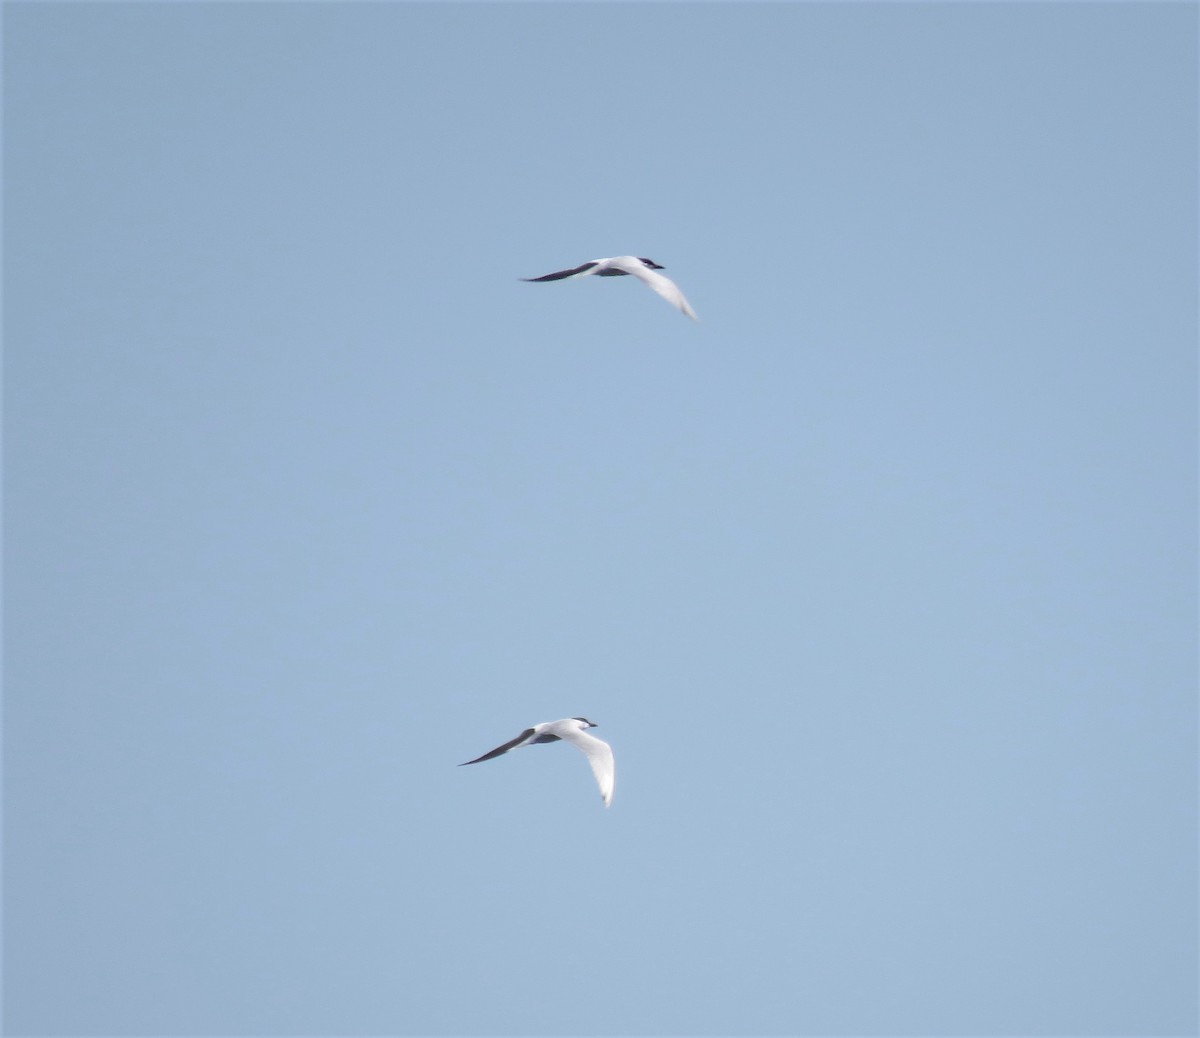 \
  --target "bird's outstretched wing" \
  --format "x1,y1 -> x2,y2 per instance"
459,728 -> 535,766
522,262 -> 599,282
559,728 -> 615,807
607,258 -> 698,319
